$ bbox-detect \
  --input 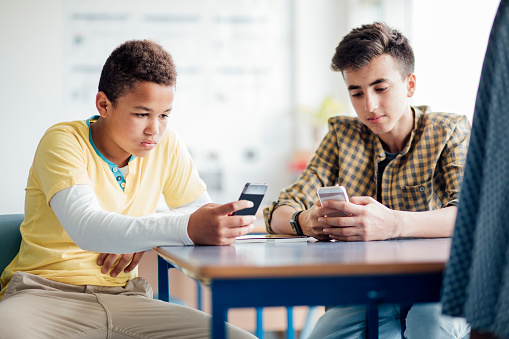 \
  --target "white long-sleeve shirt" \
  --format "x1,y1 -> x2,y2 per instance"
50,184 -> 211,253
